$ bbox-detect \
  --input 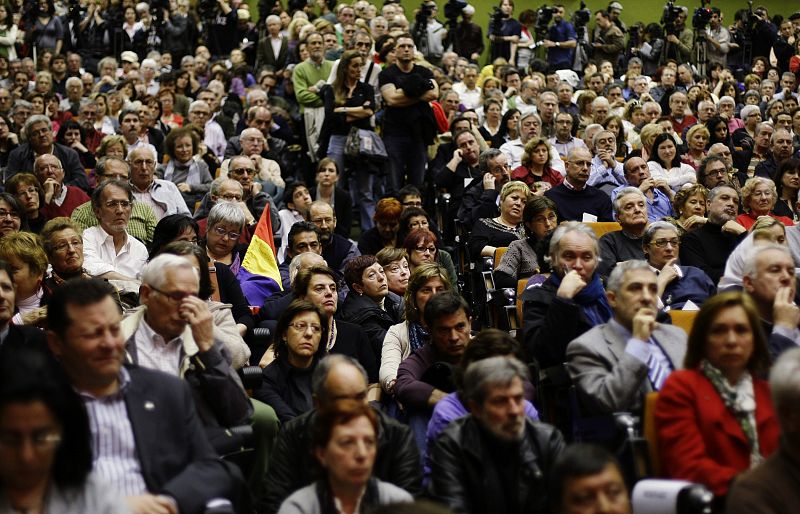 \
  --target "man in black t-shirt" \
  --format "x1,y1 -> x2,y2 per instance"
379,33 -> 439,194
